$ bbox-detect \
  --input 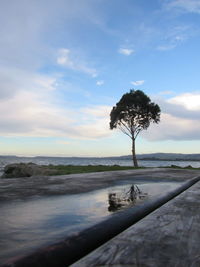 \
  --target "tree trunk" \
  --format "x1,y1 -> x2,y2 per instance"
132,138 -> 138,168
